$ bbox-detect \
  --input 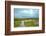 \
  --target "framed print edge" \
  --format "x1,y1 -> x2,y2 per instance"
5,1 -> 45,35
